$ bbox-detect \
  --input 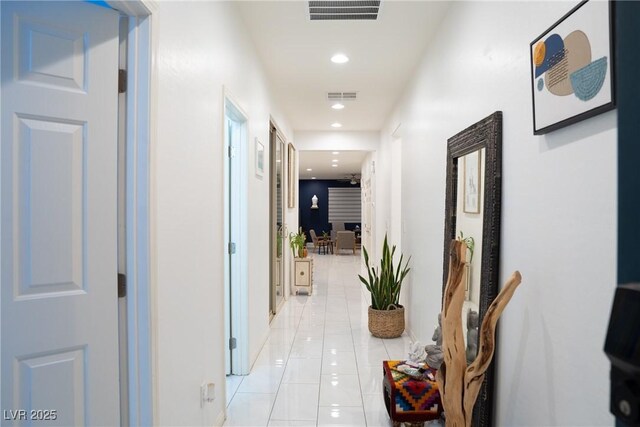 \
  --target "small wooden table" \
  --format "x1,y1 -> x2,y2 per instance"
317,238 -> 333,254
